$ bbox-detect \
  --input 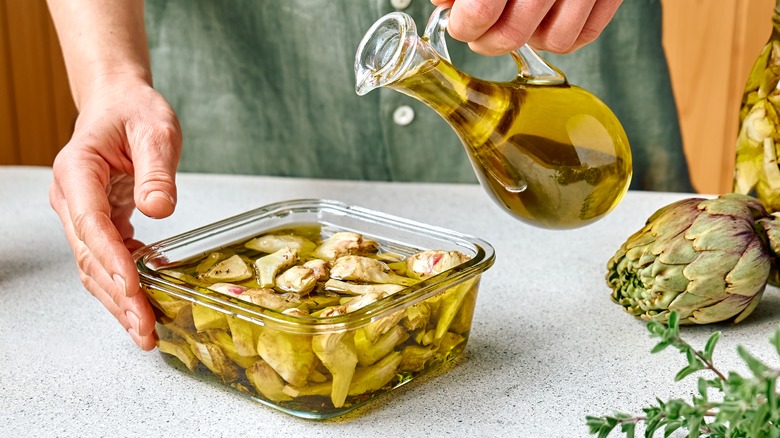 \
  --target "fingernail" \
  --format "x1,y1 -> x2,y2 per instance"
145,190 -> 174,205
126,310 -> 141,334
113,274 -> 127,295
